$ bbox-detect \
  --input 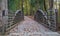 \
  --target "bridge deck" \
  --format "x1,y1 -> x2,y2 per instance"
9,16 -> 59,36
